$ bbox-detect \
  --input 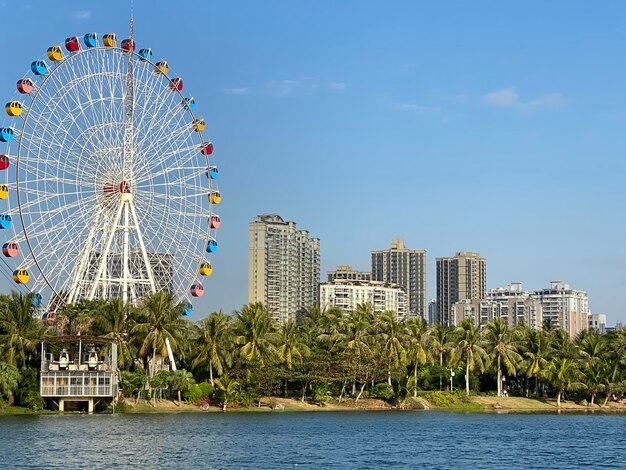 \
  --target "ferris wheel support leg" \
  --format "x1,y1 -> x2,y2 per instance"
129,198 -> 157,294
122,199 -> 131,305
67,211 -> 103,305
87,199 -> 125,300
